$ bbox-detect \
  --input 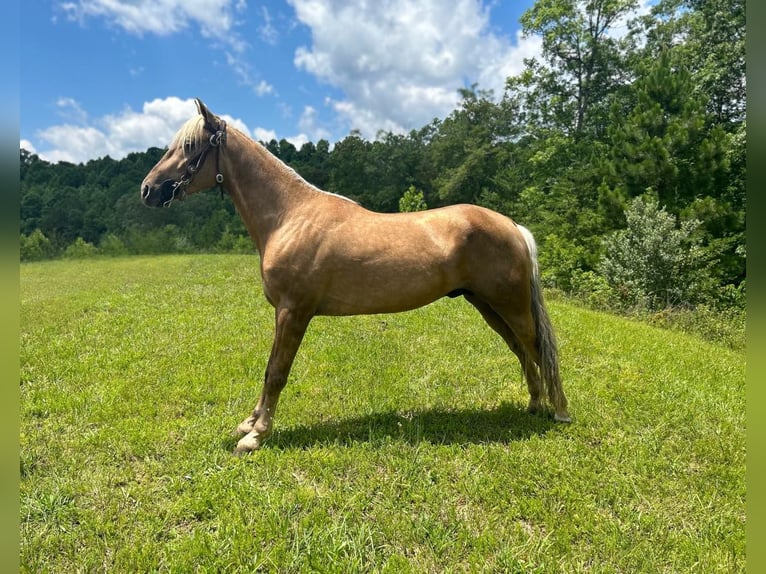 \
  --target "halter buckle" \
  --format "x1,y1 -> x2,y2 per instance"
210,131 -> 225,147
